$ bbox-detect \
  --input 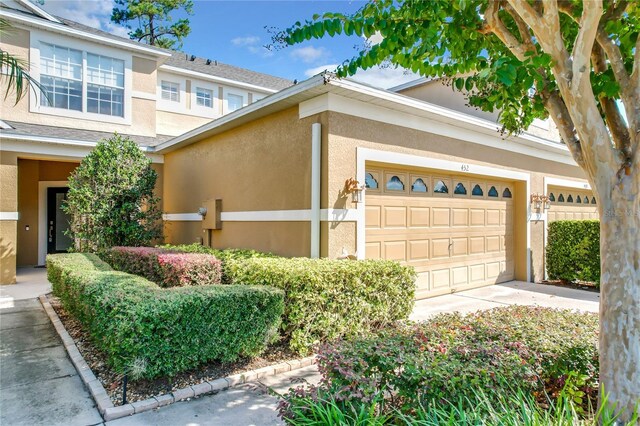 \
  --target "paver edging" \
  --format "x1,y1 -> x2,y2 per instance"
38,295 -> 317,422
